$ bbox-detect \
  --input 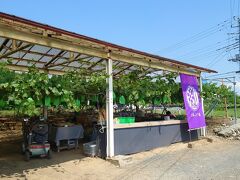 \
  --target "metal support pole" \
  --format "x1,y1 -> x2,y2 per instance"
106,54 -> 114,157
234,77 -> 237,124
189,130 -> 192,142
43,106 -> 48,120
199,76 -> 206,136
239,18 -> 240,71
